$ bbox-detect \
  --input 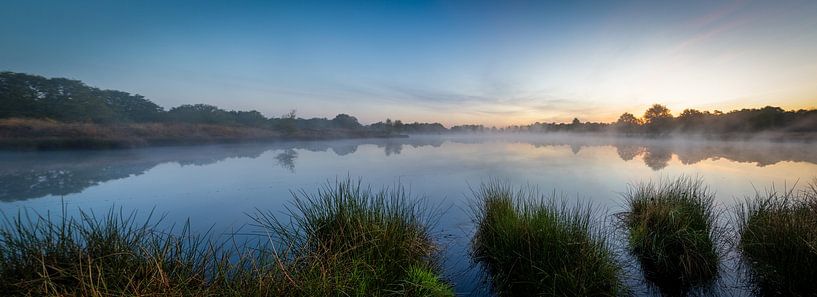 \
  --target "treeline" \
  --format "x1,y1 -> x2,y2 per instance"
385,105 -> 817,135
500,104 -> 817,135
2,71 -> 815,137
0,72 -> 378,134
369,119 -> 447,134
